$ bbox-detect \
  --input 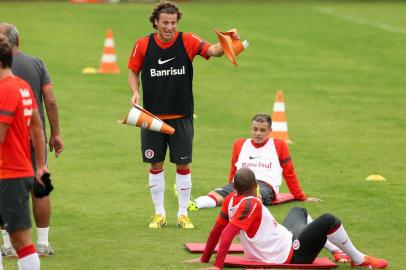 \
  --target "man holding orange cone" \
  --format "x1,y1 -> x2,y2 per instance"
127,0 -> 244,229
